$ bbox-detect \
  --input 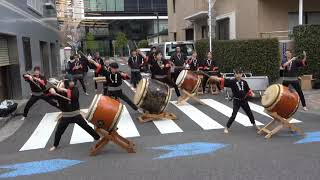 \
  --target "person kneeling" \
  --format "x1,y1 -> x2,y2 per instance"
210,68 -> 259,134
48,79 -> 100,151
